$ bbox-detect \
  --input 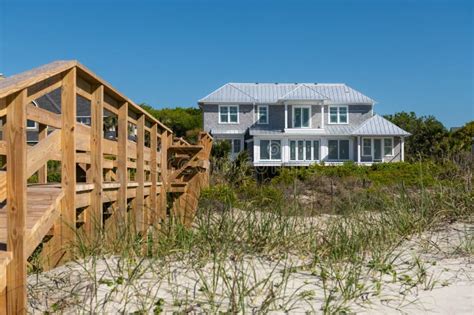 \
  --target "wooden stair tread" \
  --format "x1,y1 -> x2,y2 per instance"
0,186 -> 63,254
